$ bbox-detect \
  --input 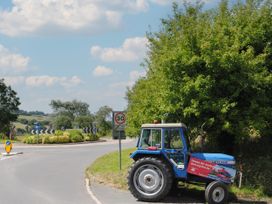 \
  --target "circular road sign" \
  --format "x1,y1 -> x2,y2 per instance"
114,112 -> 126,126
